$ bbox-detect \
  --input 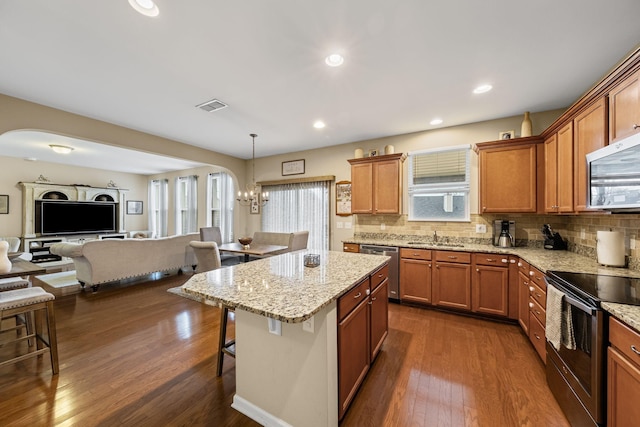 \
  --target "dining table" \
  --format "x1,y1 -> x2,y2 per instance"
217,242 -> 288,263
1,259 -> 47,280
